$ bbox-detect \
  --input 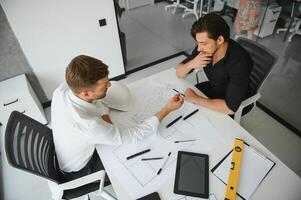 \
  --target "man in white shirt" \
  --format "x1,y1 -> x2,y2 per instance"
51,55 -> 183,180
